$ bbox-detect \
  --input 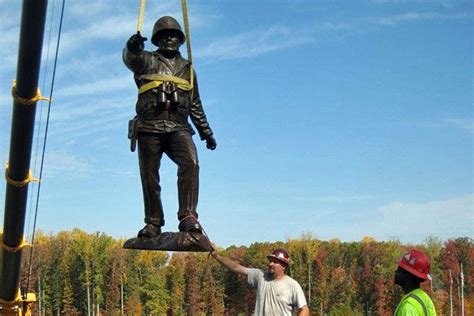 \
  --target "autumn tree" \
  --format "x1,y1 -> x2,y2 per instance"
184,254 -> 201,315
15,229 -> 472,315
104,241 -> 125,314
166,253 -> 186,315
